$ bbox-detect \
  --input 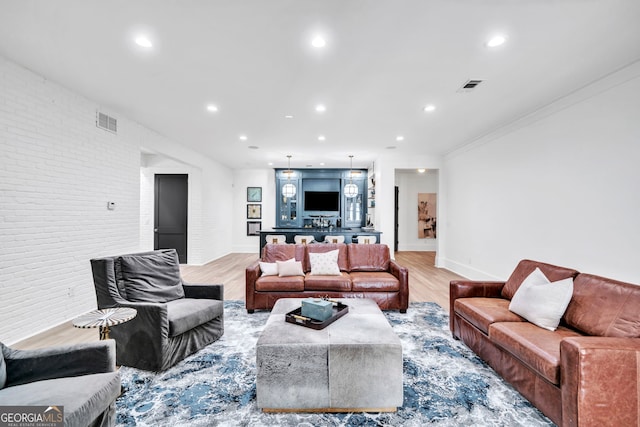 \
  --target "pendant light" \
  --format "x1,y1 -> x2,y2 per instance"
344,155 -> 359,198
282,155 -> 296,198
